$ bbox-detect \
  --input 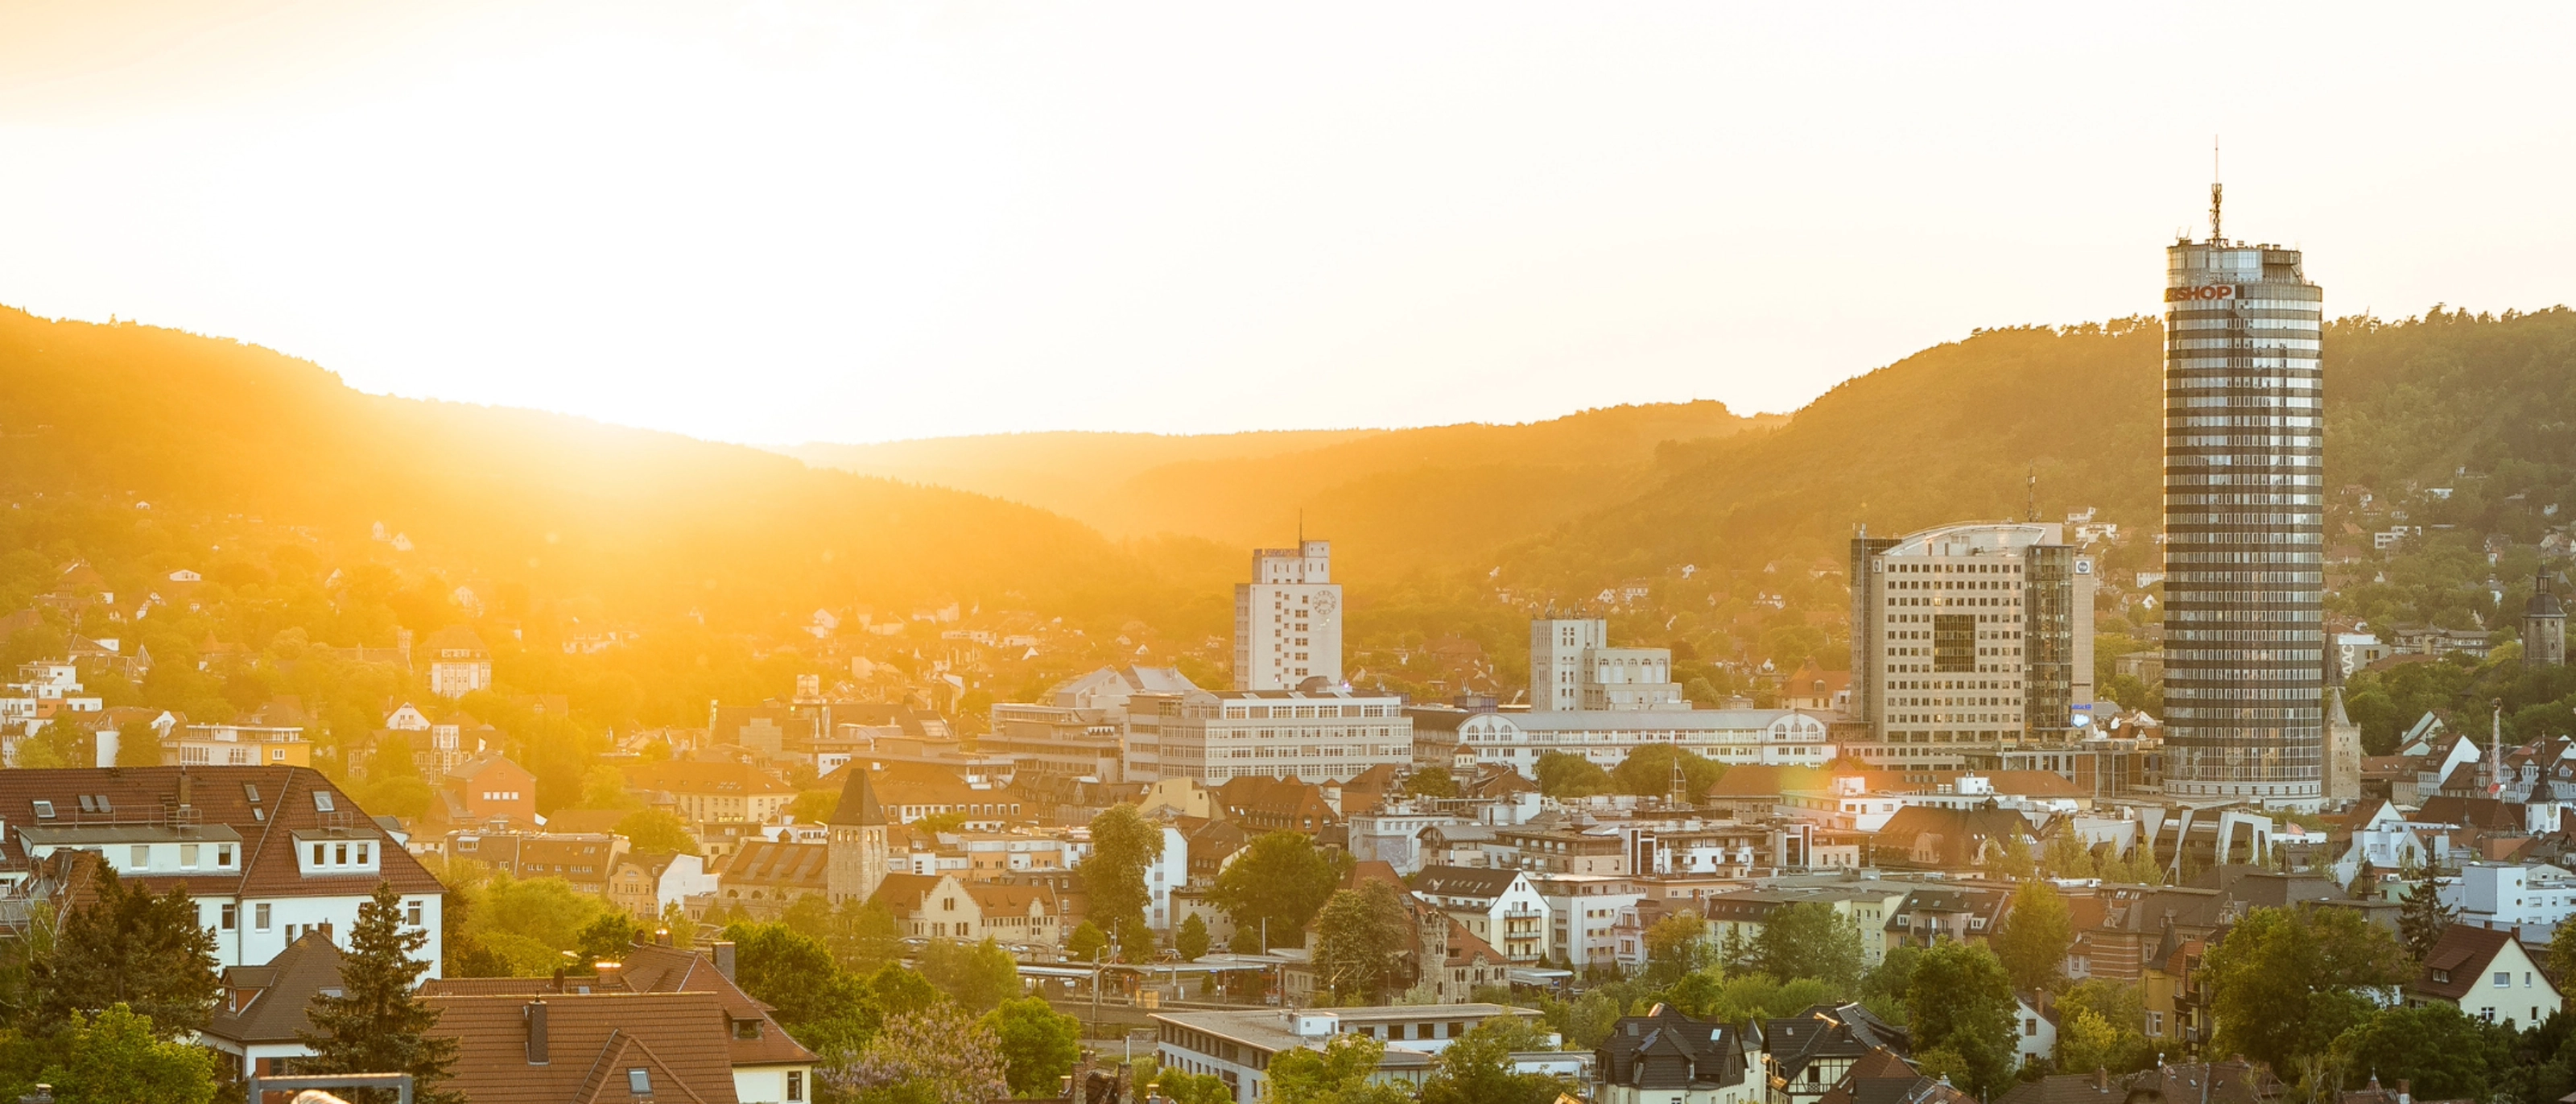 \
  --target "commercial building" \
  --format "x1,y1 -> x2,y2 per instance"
986,665 -> 1200,784
2160,196 -> 2328,805
1531,618 -> 1686,712
1435,709 -> 1829,779
1234,540 -> 1344,691
1845,521 -> 2094,769
1150,686 -> 1411,784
